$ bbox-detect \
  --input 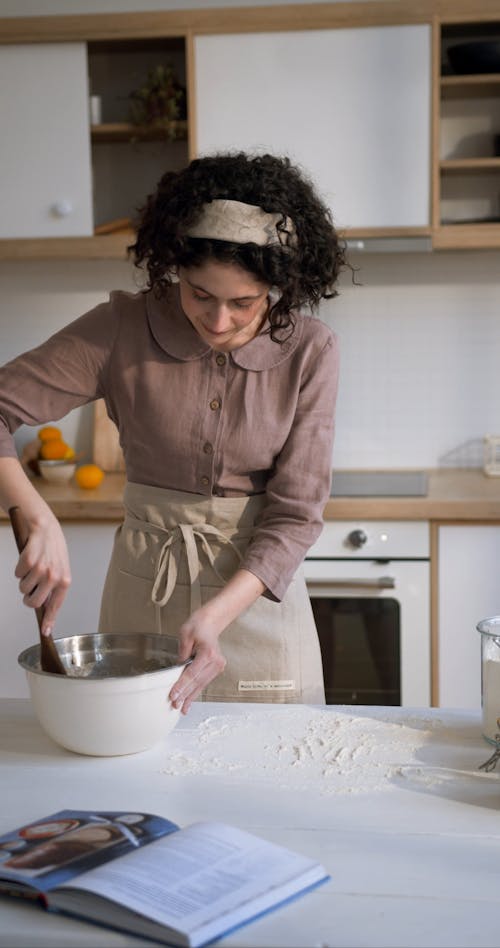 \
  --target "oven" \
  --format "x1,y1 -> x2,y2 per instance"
304,520 -> 430,707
